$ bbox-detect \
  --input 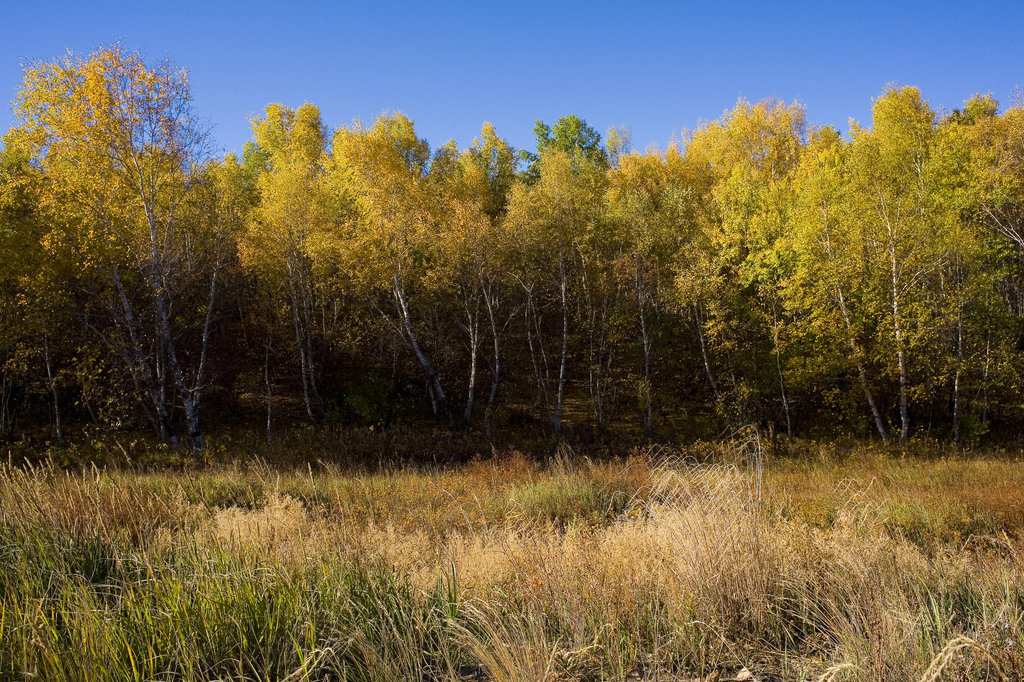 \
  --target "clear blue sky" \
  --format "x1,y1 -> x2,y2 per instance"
3,0 -> 1022,158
